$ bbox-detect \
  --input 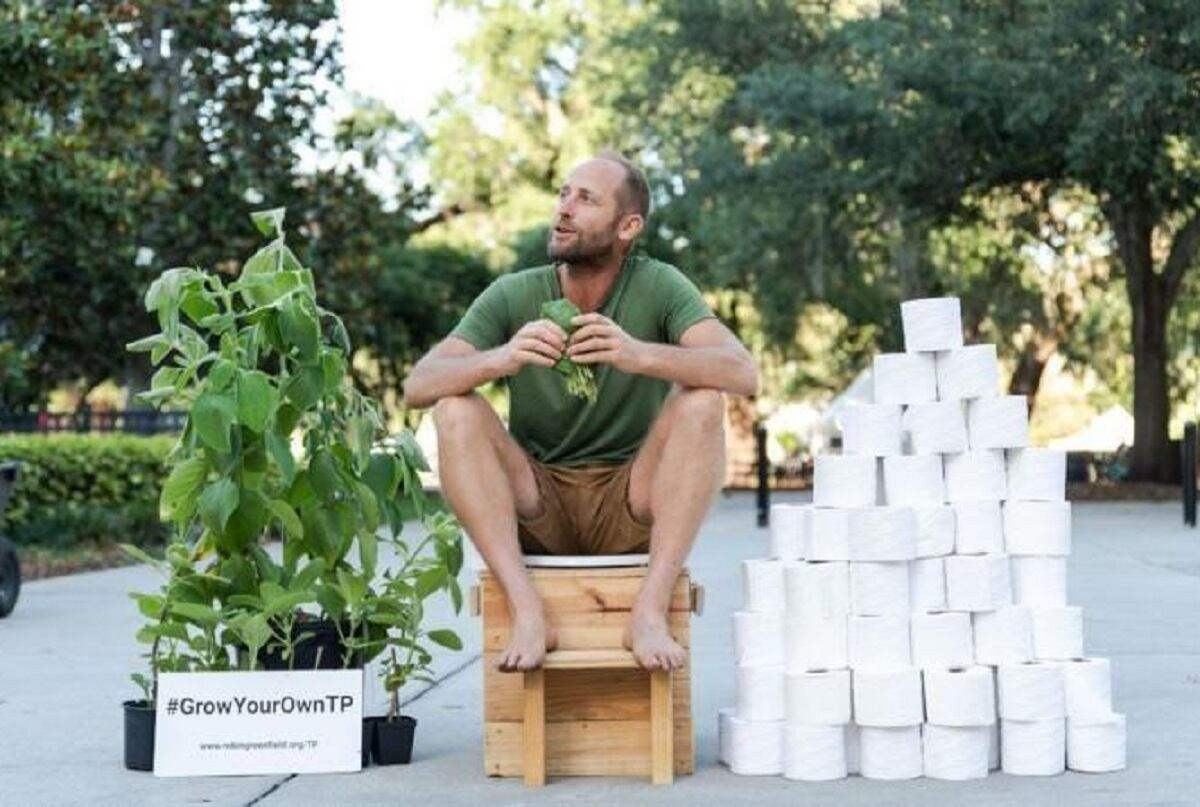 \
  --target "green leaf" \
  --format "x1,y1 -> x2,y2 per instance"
236,370 -> 278,433
279,299 -> 320,360
290,559 -> 325,593
321,351 -> 345,392
221,490 -> 270,553
284,365 -> 325,409
171,602 -> 222,628
250,207 -> 285,238
359,529 -> 378,579
266,430 -> 296,484
180,289 -> 219,325
415,567 -> 446,598
426,629 -> 463,651
197,477 -> 239,533
337,567 -> 367,610
160,455 -> 209,523
192,393 -> 236,452
308,449 -> 341,502
267,498 -> 304,541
